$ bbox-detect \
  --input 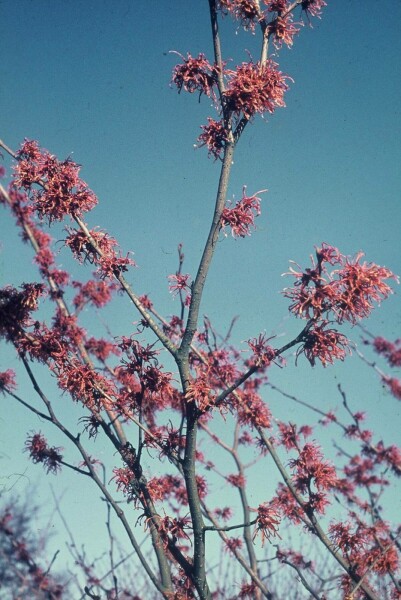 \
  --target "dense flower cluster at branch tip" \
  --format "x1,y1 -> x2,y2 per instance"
284,244 -> 398,324
112,466 -> 135,497
185,372 -> 216,412
282,243 -> 398,366
57,360 -> 117,411
278,421 -> 300,450
170,0 -> 327,161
